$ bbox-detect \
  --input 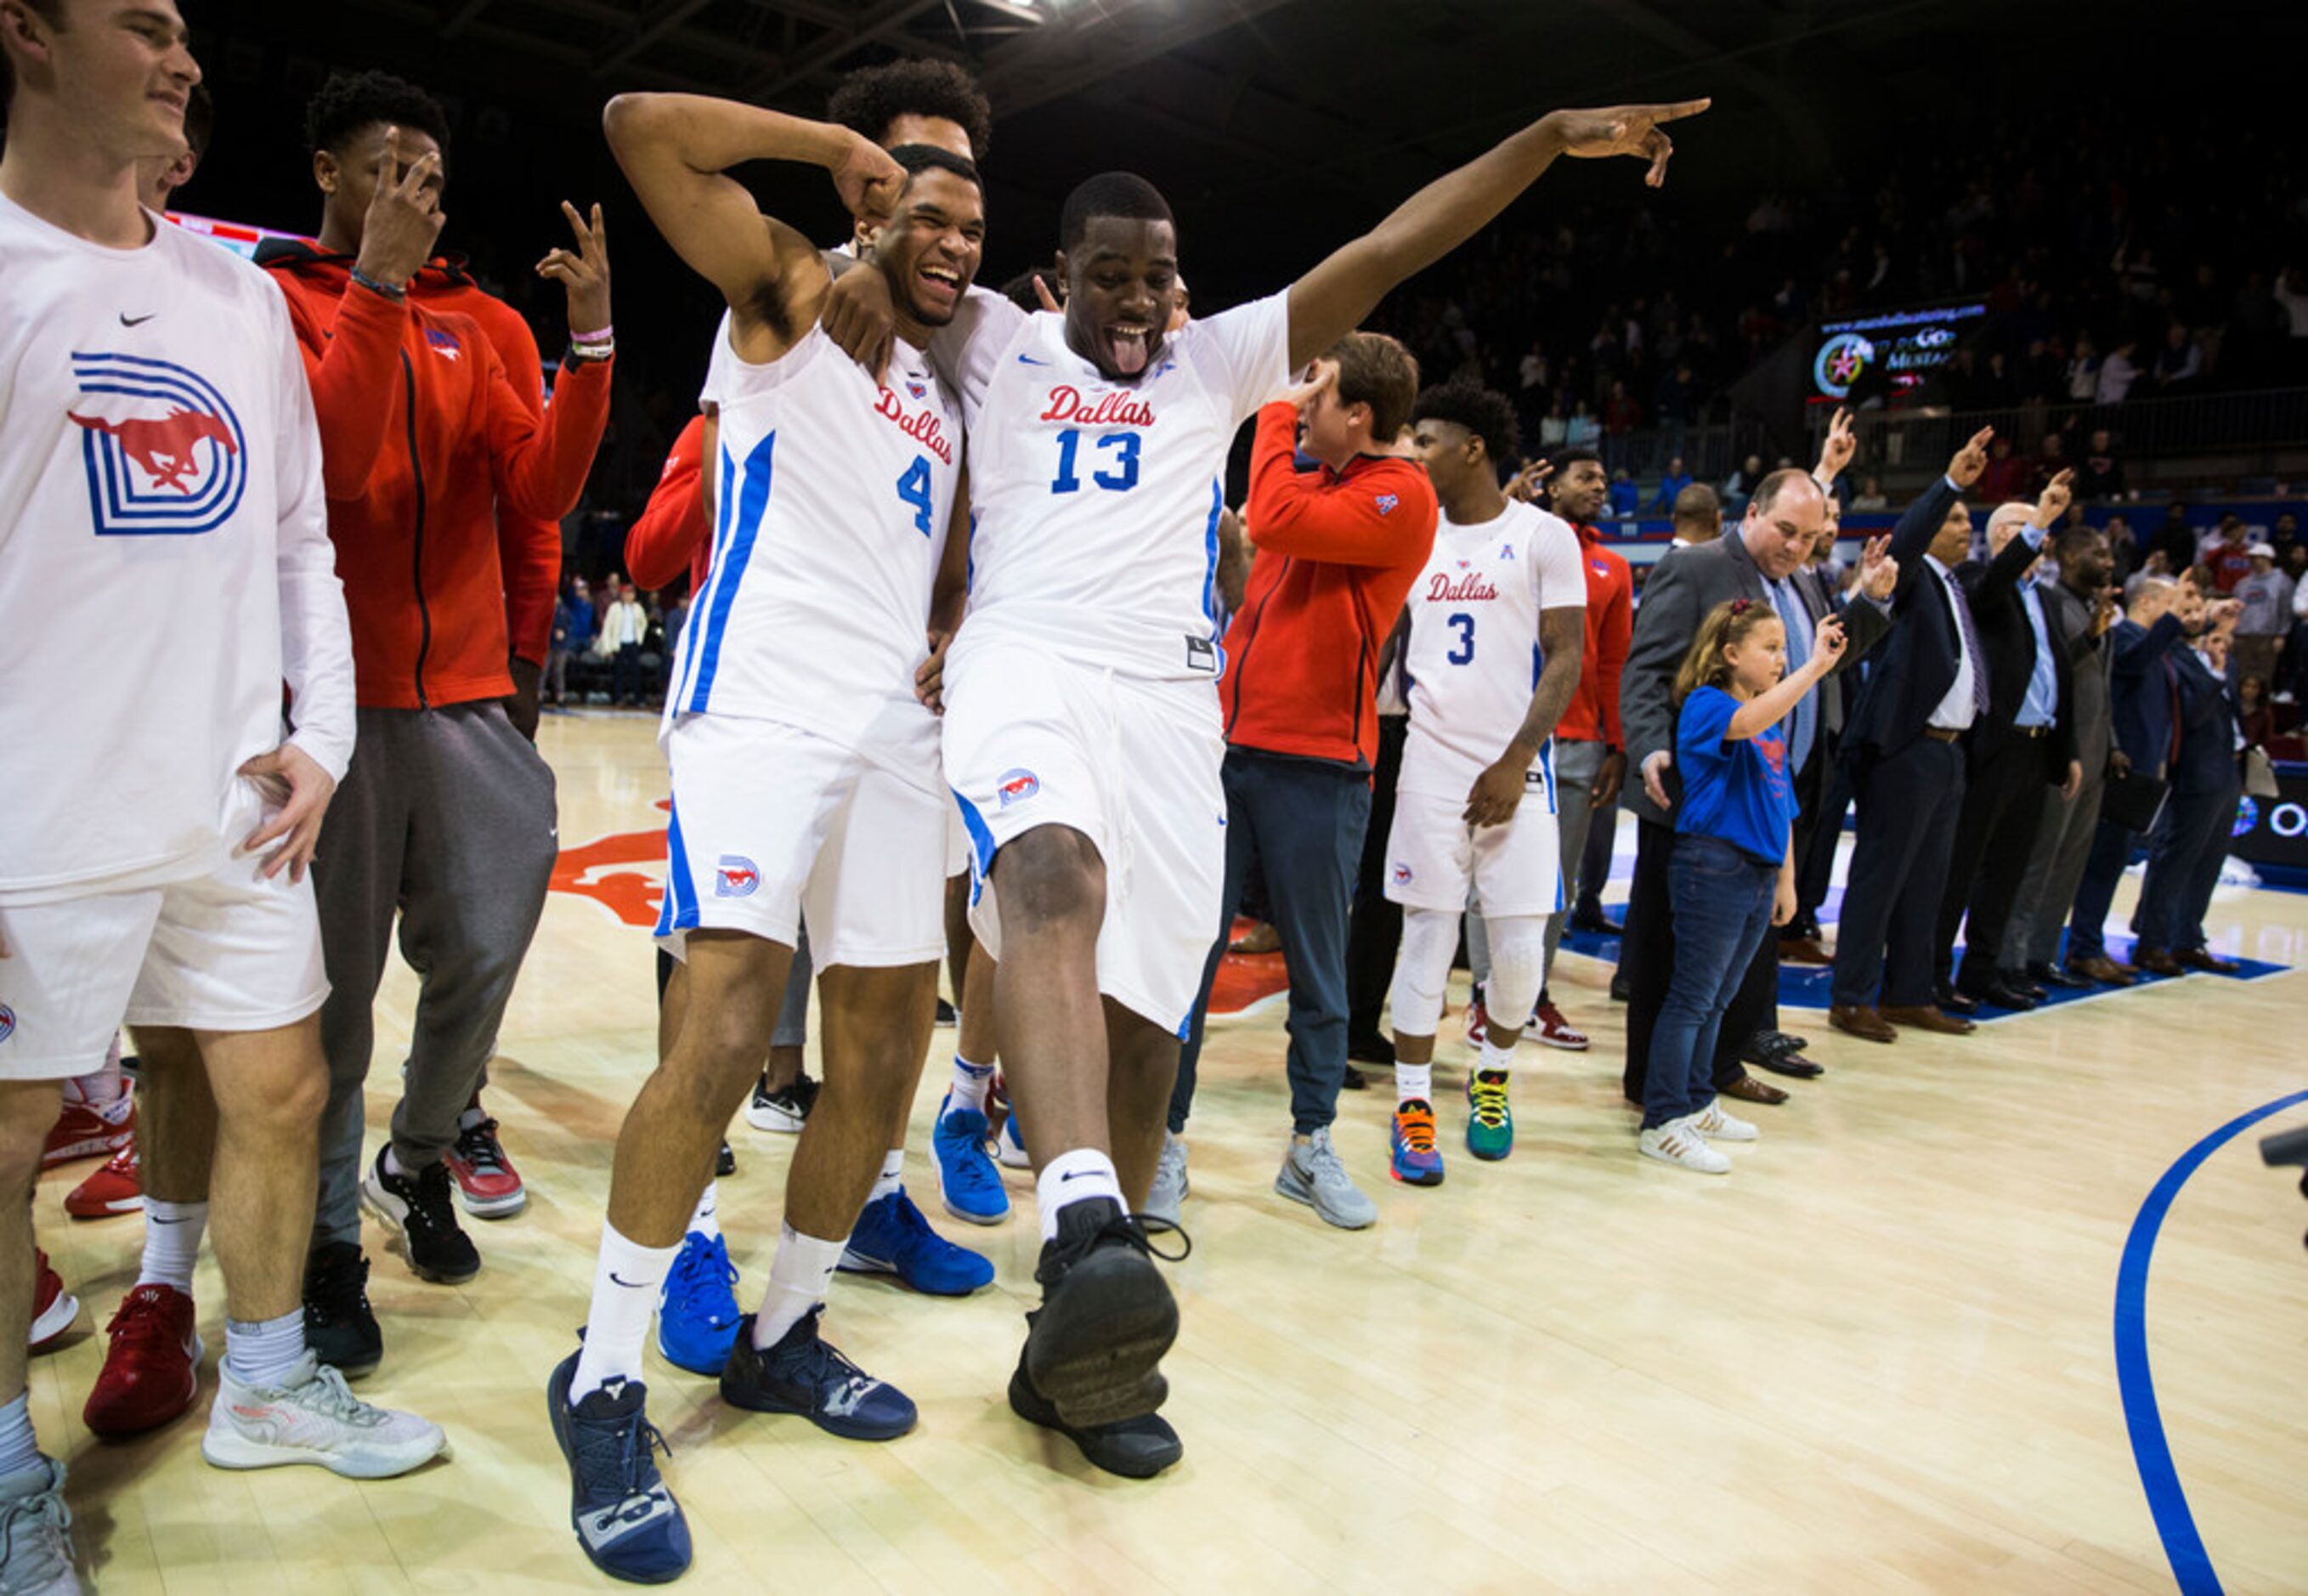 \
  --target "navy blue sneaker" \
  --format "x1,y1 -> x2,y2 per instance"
718,1308 -> 916,1440
655,1231 -> 741,1377
547,1350 -> 691,1584
839,1189 -> 994,1295
933,1095 -> 1009,1225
